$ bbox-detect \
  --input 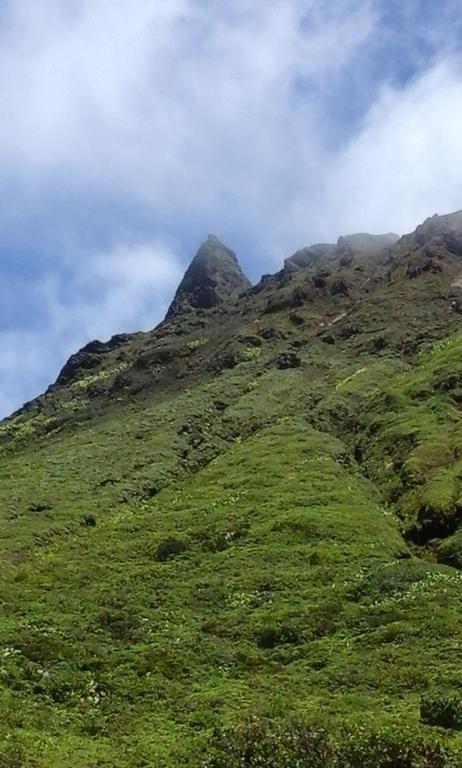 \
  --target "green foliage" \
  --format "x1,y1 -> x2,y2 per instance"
204,720 -> 332,768
70,363 -> 128,392
2,269 -> 462,764
205,719 -> 455,768
0,412 -> 57,446
155,535 -> 189,561
438,531 -> 462,570
186,336 -> 209,351
421,693 -> 462,730
243,346 -> 261,360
